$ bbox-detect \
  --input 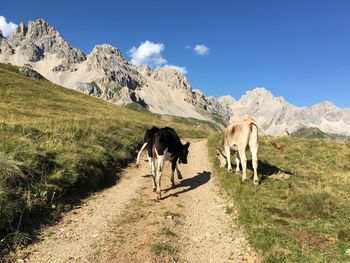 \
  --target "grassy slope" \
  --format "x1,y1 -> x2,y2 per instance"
291,127 -> 333,139
292,127 -> 350,142
0,63 -> 209,251
208,134 -> 350,262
